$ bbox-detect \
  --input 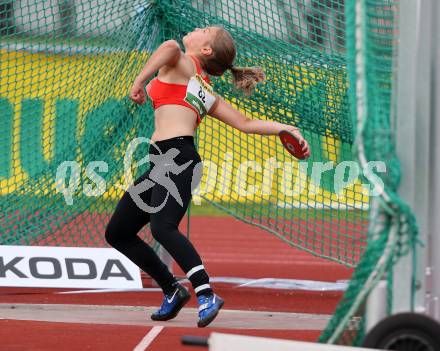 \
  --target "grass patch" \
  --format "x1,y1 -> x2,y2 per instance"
189,202 -> 228,216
